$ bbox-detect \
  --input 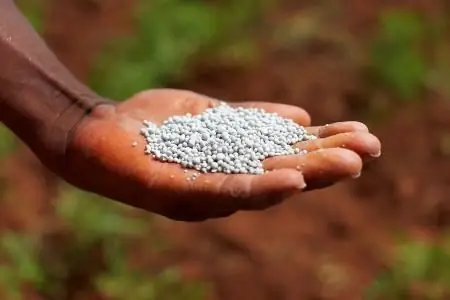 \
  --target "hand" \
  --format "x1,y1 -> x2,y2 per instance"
61,89 -> 381,221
